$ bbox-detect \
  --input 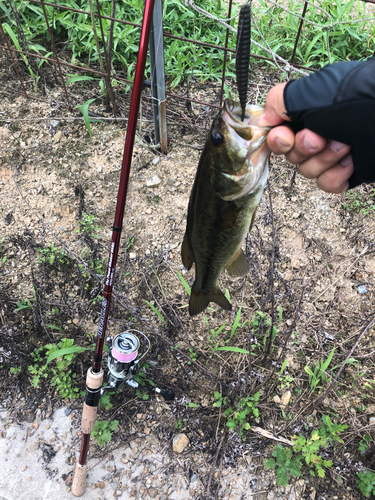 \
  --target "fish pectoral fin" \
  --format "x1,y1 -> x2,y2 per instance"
225,249 -> 250,277
189,286 -> 232,316
181,235 -> 194,270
